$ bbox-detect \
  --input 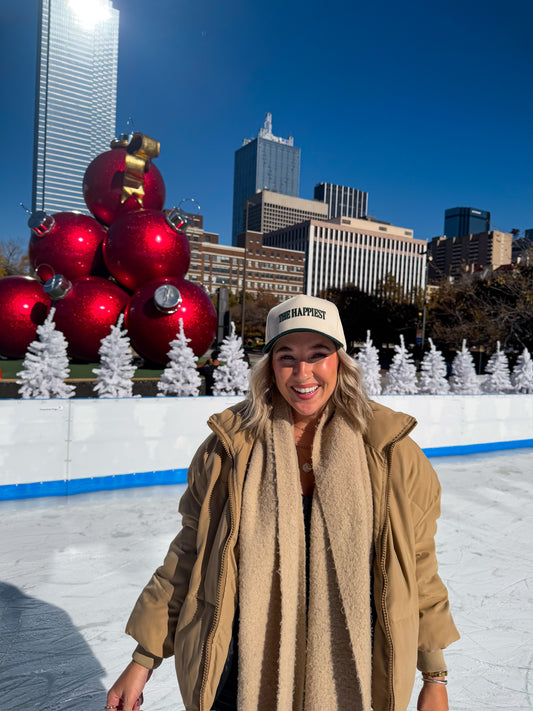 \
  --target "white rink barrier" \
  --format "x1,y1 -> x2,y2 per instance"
0,394 -> 532,500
